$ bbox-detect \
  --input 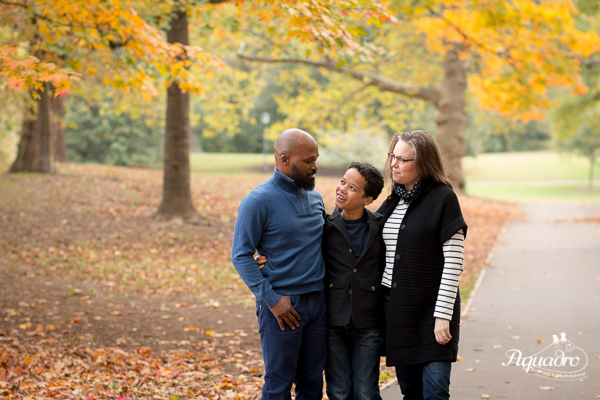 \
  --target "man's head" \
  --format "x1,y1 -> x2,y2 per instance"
335,162 -> 384,214
274,129 -> 319,190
